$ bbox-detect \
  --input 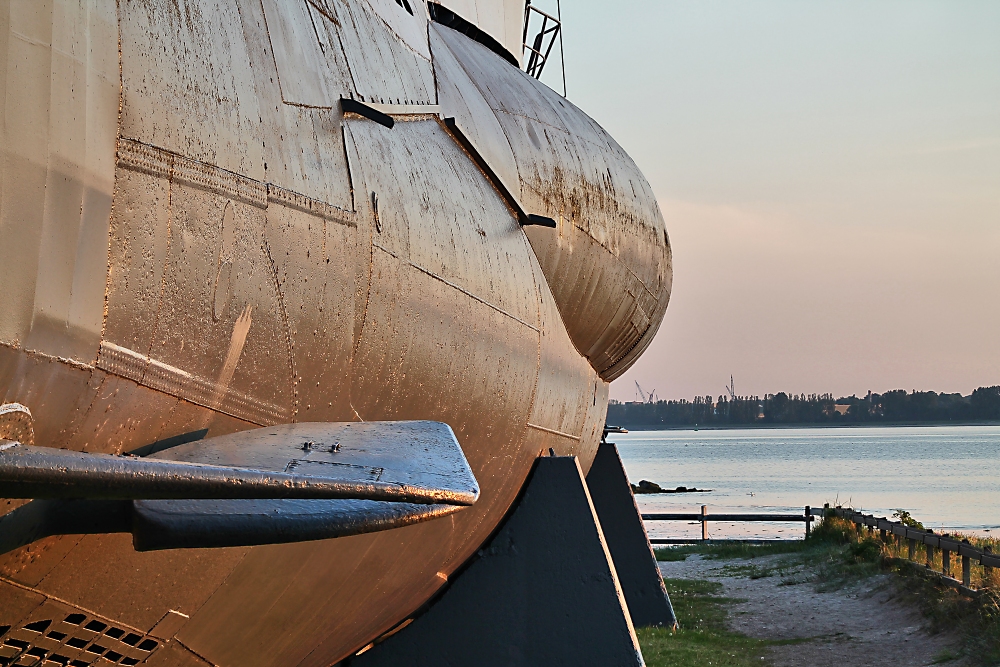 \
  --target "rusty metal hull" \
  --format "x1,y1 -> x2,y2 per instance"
0,1 -> 671,665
